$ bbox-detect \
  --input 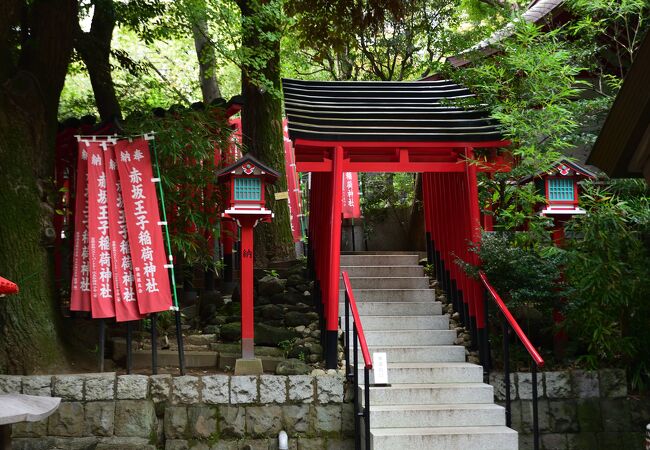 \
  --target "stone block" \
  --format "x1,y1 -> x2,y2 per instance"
48,401 -> 84,436
597,432 -> 644,450
12,437 -> 56,450
231,375 -> 258,404
114,400 -> 157,438
572,370 -> 599,398
545,371 -> 572,399
518,372 -> 545,400
521,399 -> 550,432
314,405 -> 341,436
600,398 -> 630,431
260,375 -> 287,403
187,405 -> 217,439
629,395 -> 650,428
576,398 -> 602,432
165,440 -> 189,450
0,375 -> 22,394
341,403 -> 354,437
598,369 -> 627,398
210,442 -> 239,450
53,375 -> 84,401
288,375 -> 314,403
246,405 -> 283,437
218,406 -> 245,438
164,406 -> 188,439
21,375 -> 51,396
297,437 -> 326,450
117,375 -> 149,400
326,439 -> 354,450
84,401 -> 115,436
490,372 -> 517,401
150,374 -> 172,402
239,440 -> 272,450
518,433 -> 533,450
283,404 -> 311,434
85,373 -> 116,401
508,400 -> 523,431
566,432 -> 598,450
172,376 -> 200,404
540,433 -> 567,450
548,400 -> 578,433
96,436 -> 155,449
316,375 -> 344,403
50,437 -> 99,449
12,418 -> 48,437
202,375 -> 229,404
